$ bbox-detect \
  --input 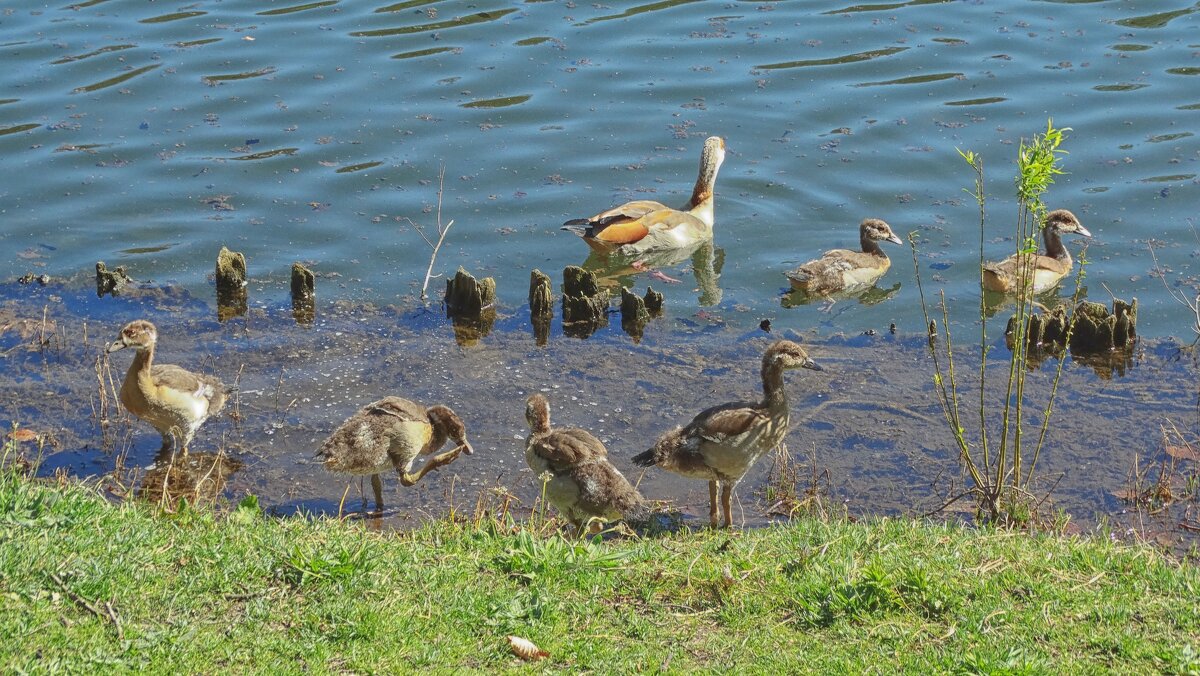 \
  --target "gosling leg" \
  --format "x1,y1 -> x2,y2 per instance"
721,484 -> 733,529
370,473 -> 384,512
400,445 -> 467,487
708,480 -> 719,527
